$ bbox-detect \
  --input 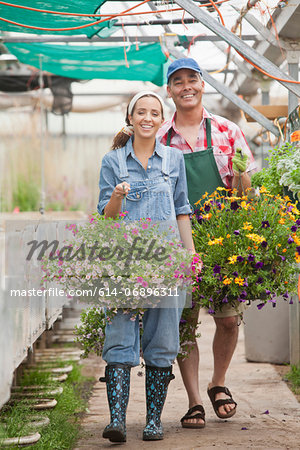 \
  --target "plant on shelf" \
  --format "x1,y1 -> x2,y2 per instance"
191,187 -> 300,316
251,142 -> 300,203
